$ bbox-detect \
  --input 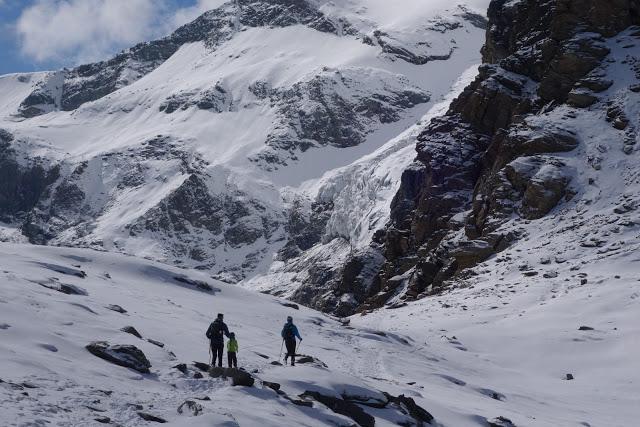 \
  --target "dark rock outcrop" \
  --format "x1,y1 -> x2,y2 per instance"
0,130 -> 59,223
300,391 -> 375,427
160,84 -> 234,114
173,363 -> 188,374
106,304 -> 127,314
488,416 -> 516,427
177,400 -> 203,416
120,326 -> 142,339
250,68 -> 430,170
385,393 -> 434,425
192,361 -> 211,372
86,341 -> 151,374
35,280 -> 88,296
127,172 -> 281,280
137,412 -> 167,423
208,367 -> 255,387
